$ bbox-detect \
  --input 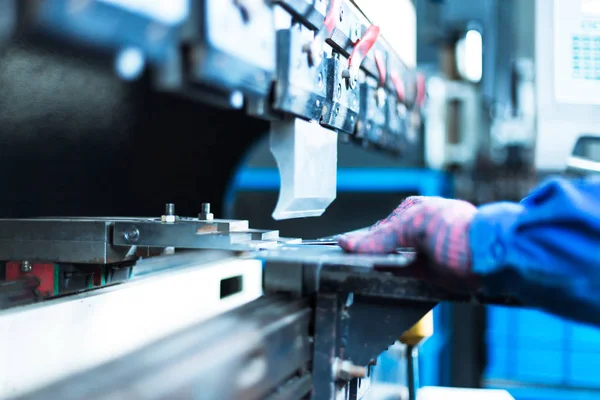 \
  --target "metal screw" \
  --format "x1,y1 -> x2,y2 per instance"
336,83 -> 342,99
302,41 -> 323,67
199,203 -> 214,220
229,91 -> 244,109
352,23 -> 361,42
342,69 -> 357,89
20,261 -> 32,273
124,228 -> 140,242
162,203 -> 177,223
397,103 -> 407,117
332,358 -> 367,381
376,87 -> 387,108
